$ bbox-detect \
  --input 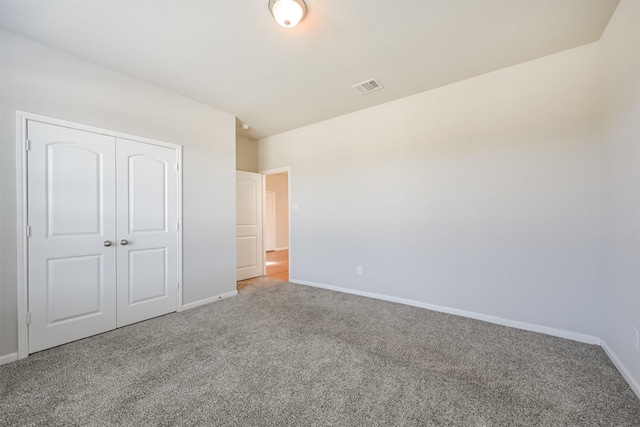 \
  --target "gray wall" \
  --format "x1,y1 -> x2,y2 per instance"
600,0 -> 640,387
0,31 -> 237,358
259,42 -> 602,338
